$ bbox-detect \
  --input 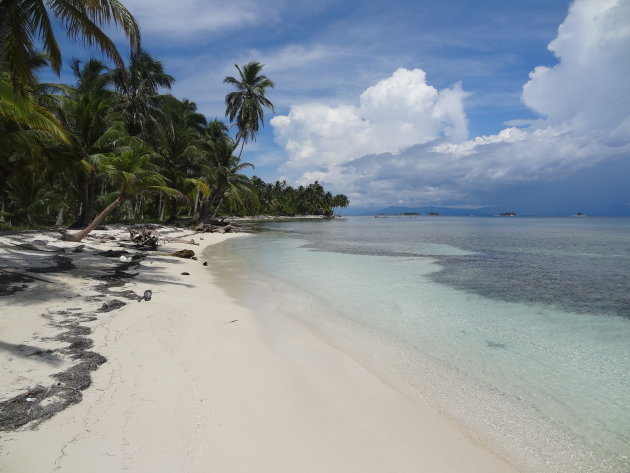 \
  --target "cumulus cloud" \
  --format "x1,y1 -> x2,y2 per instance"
522,0 -> 630,133
271,0 -> 630,209
271,68 -> 469,174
